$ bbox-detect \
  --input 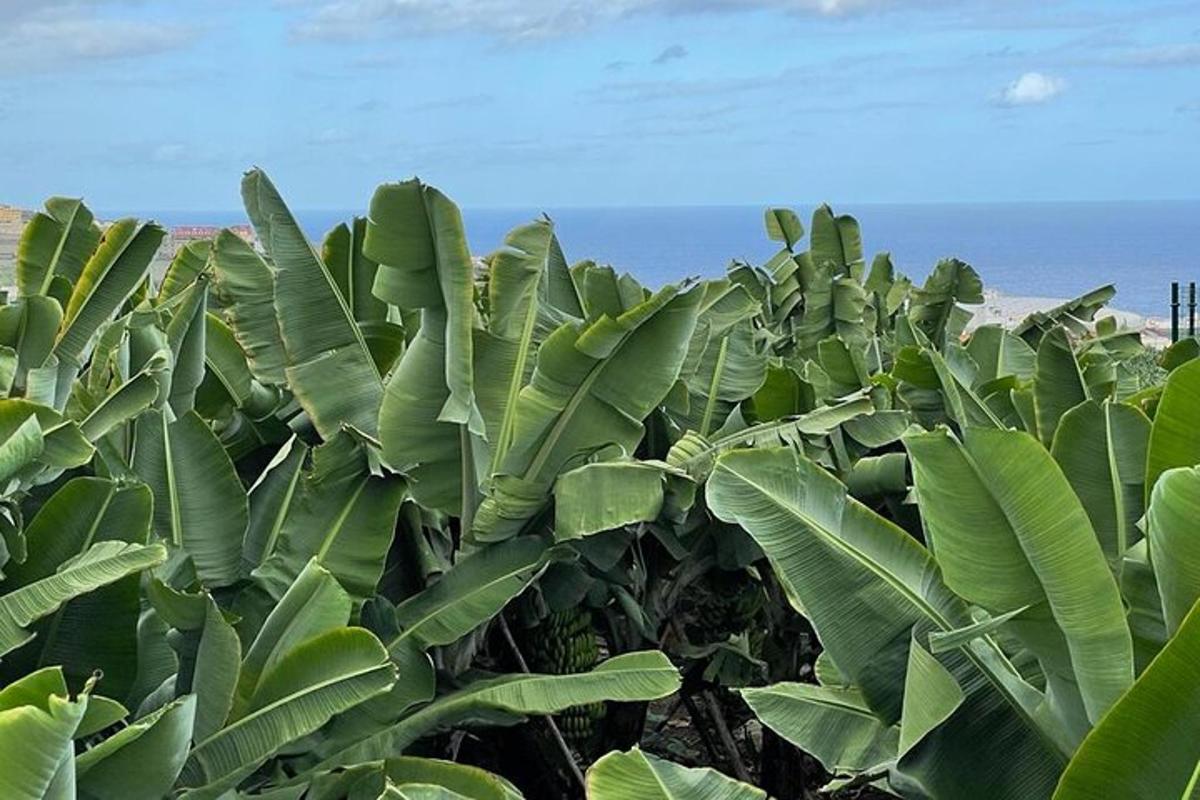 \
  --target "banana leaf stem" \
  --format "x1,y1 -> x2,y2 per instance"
703,689 -> 752,783
497,613 -> 588,792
